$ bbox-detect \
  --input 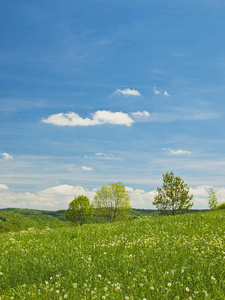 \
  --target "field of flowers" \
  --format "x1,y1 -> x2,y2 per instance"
0,210 -> 225,300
